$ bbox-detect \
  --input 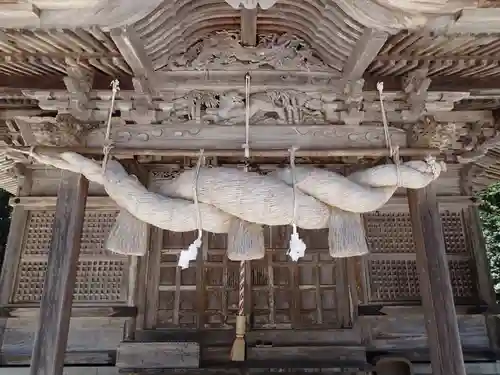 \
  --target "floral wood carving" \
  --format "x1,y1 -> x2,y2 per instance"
30,113 -> 99,147
166,31 -> 333,71
458,122 -> 500,163
410,115 -> 457,150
